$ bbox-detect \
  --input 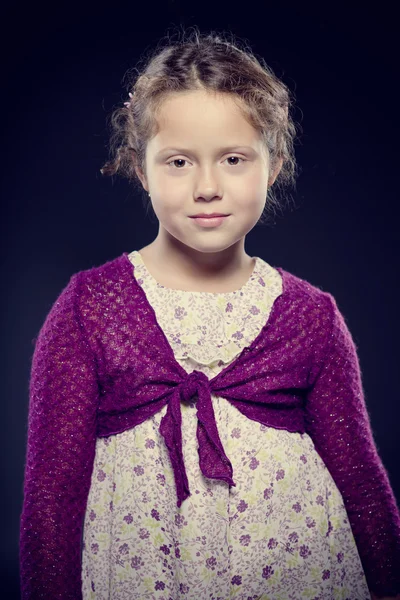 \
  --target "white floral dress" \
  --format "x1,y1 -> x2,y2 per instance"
81,250 -> 371,600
